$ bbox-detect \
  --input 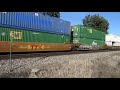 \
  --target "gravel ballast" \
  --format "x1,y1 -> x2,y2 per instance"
1,51 -> 120,78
